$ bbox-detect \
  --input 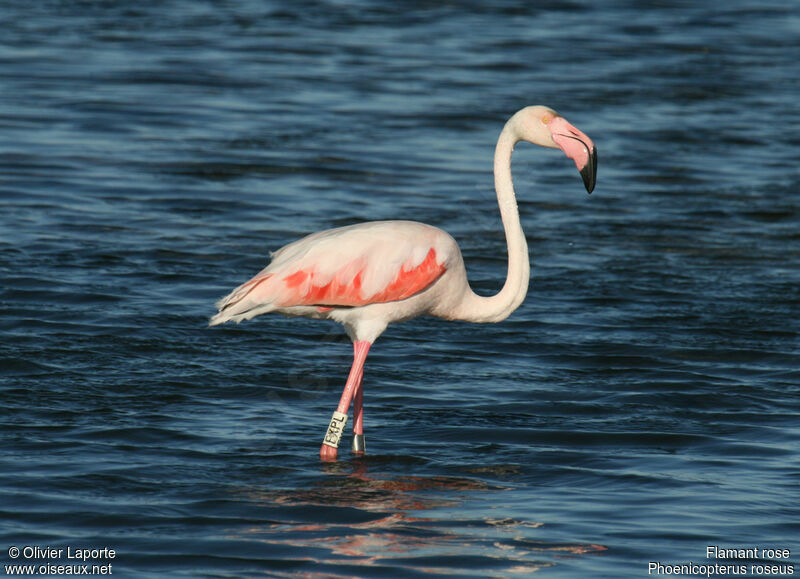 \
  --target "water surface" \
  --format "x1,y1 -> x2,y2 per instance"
1,1 -> 799,577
